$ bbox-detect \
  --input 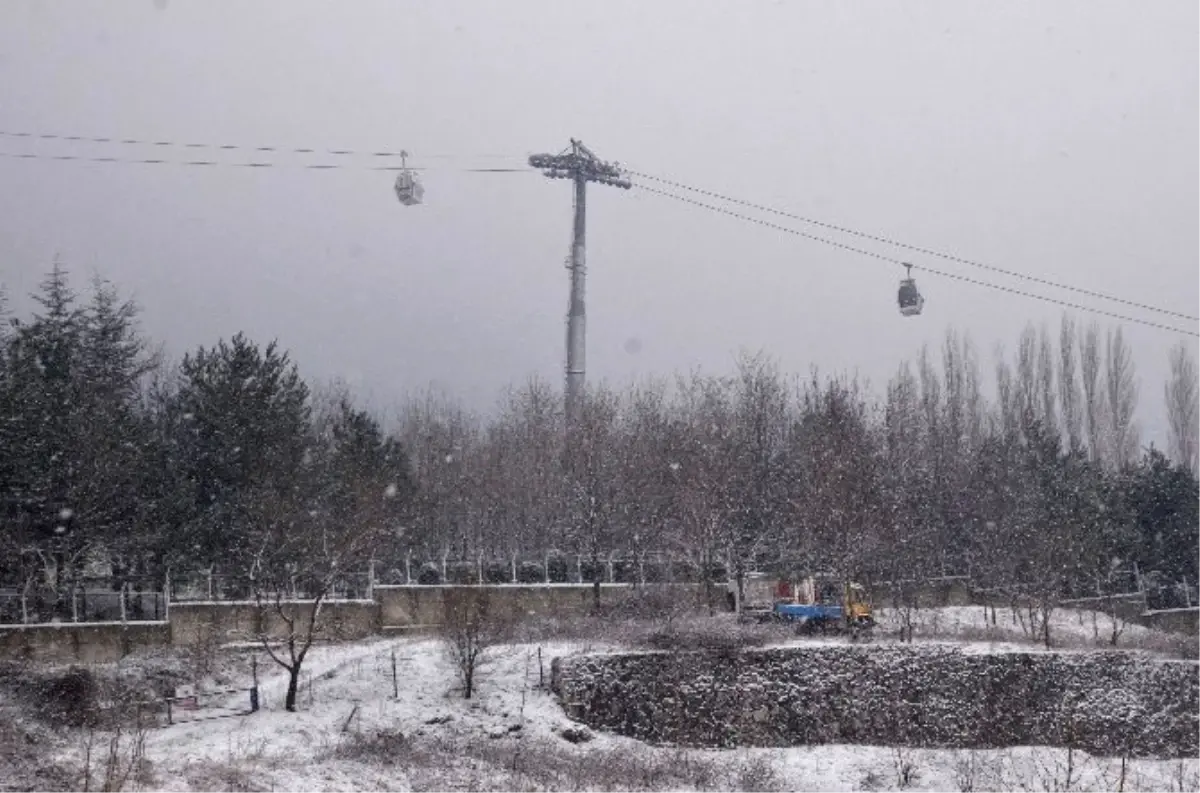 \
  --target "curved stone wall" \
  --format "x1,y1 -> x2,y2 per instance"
551,645 -> 1198,759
